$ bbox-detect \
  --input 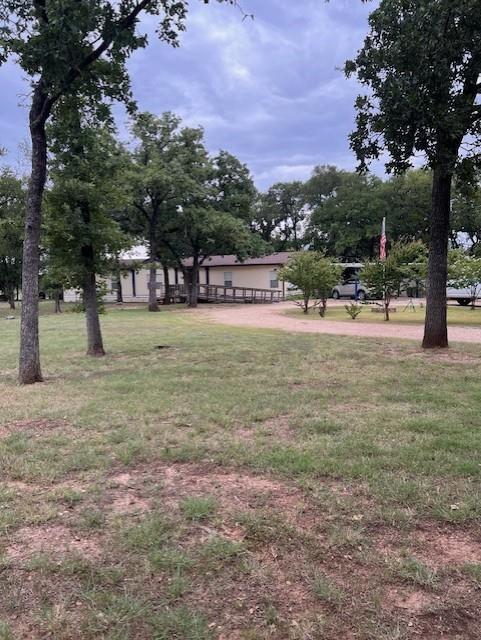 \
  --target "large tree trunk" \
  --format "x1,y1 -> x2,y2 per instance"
54,292 -> 62,314
186,260 -> 200,308
79,198 -> 105,357
422,166 -> 452,348
148,265 -> 159,312
8,291 -> 15,310
116,268 -> 123,304
148,237 -> 159,312
83,269 -> 105,357
19,88 -> 49,384
163,265 -> 171,305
